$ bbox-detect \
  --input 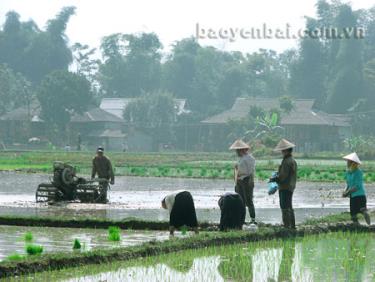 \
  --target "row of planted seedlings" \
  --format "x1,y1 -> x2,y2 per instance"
5,226 -> 126,262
